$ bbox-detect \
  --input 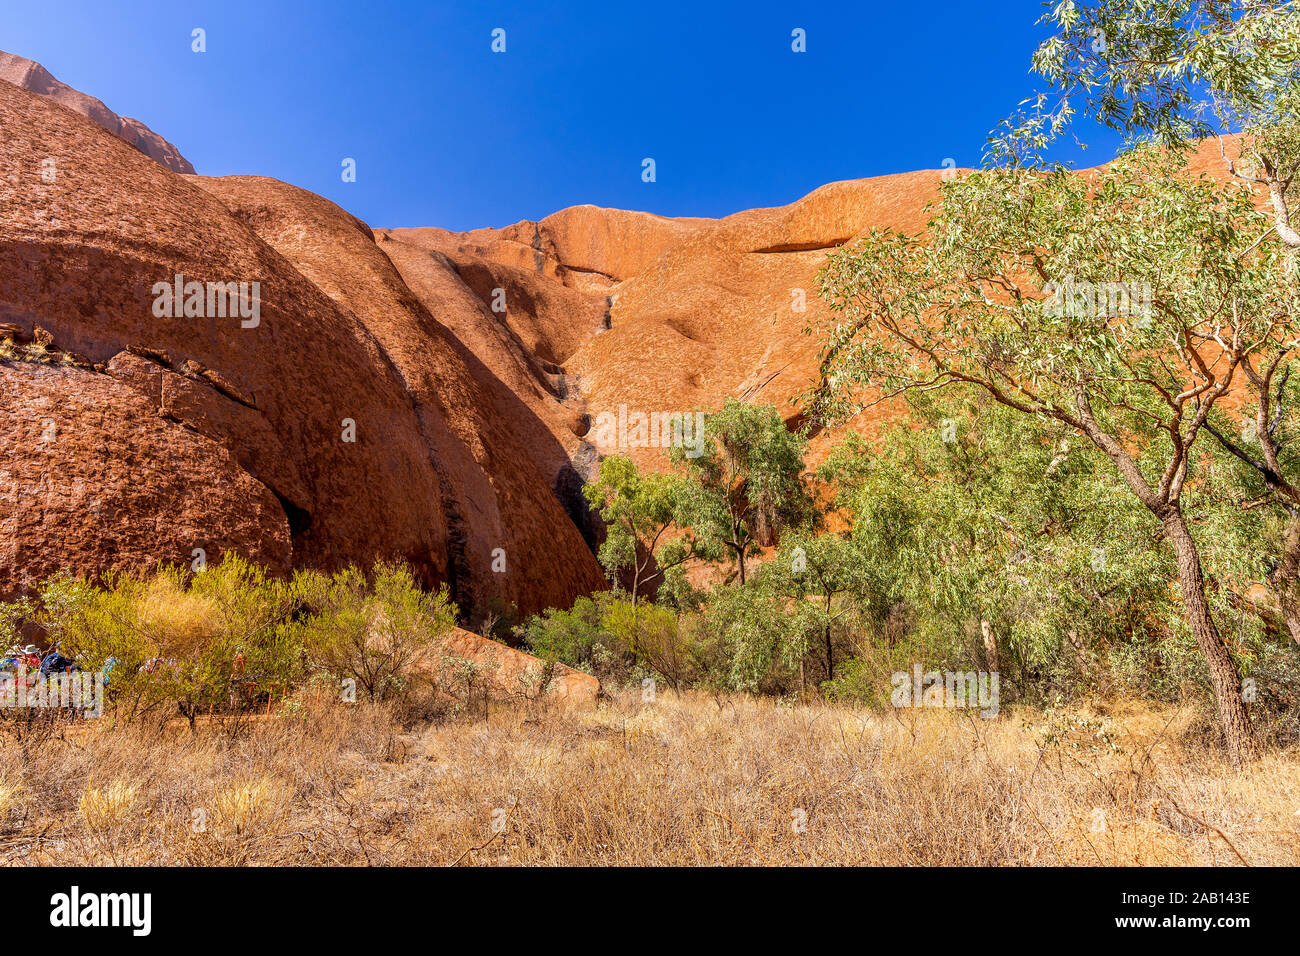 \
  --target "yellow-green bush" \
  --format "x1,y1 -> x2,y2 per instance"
293,561 -> 455,702
3,555 -> 458,726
